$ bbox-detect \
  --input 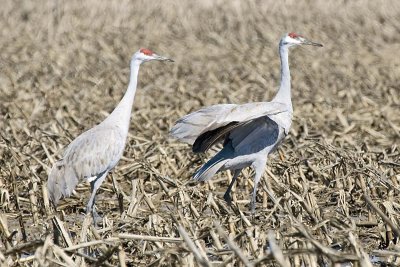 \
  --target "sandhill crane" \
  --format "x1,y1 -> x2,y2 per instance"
170,33 -> 322,212
48,48 -> 173,219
